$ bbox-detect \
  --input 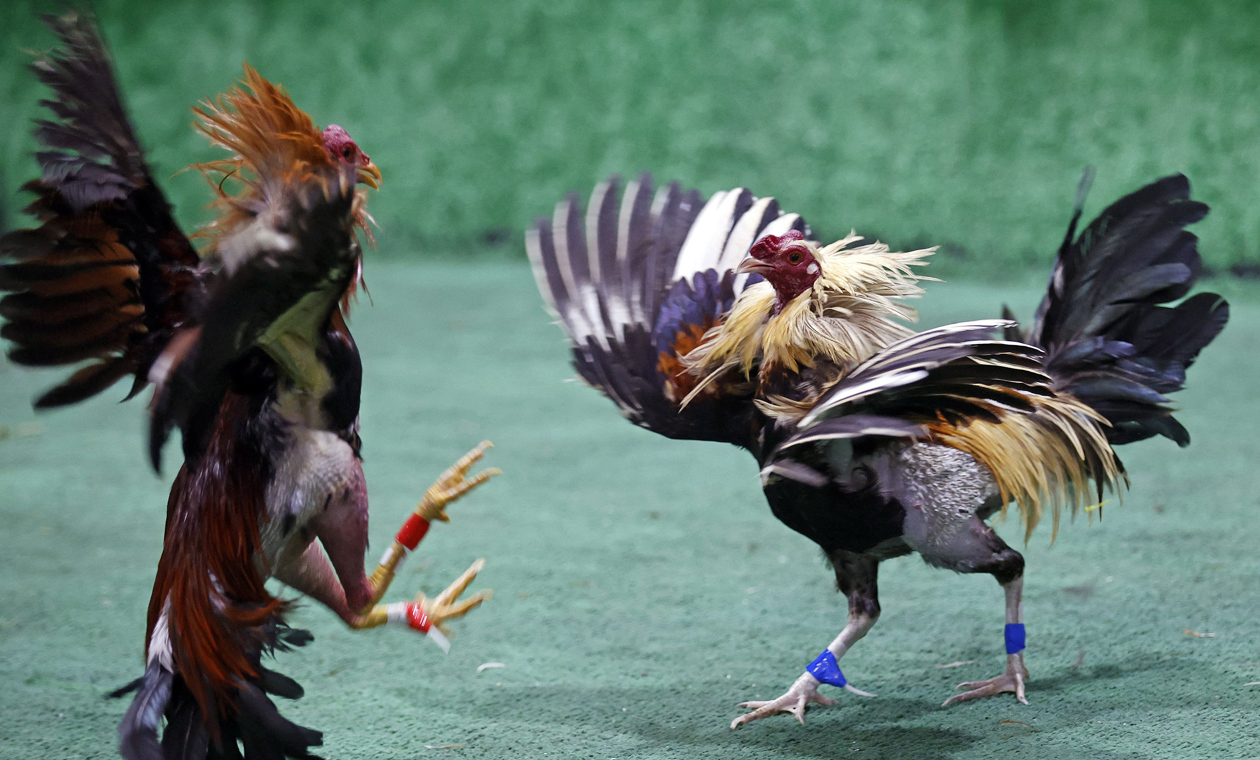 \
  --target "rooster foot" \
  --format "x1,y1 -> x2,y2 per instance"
942,654 -> 1028,707
417,558 -> 492,636
730,672 -> 840,728
360,559 -> 491,649
418,441 -> 501,522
